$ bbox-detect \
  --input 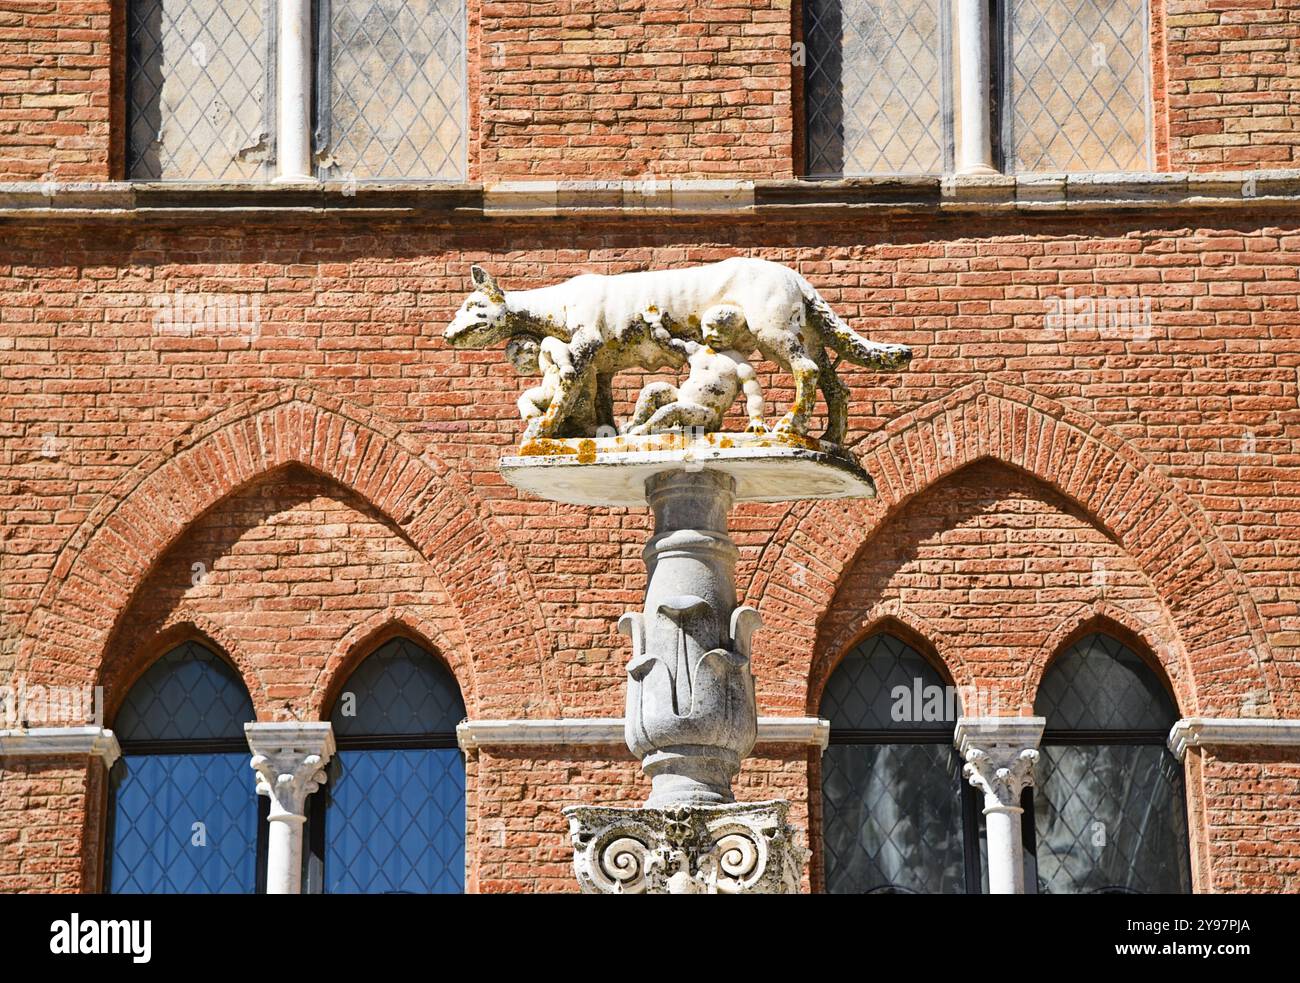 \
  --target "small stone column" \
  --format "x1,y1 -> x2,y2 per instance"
245,722 -> 335,895
955,716 -> 1044,894
621,468 -> 759,808
956,0 -> 998,175
274,0 -> 313,181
